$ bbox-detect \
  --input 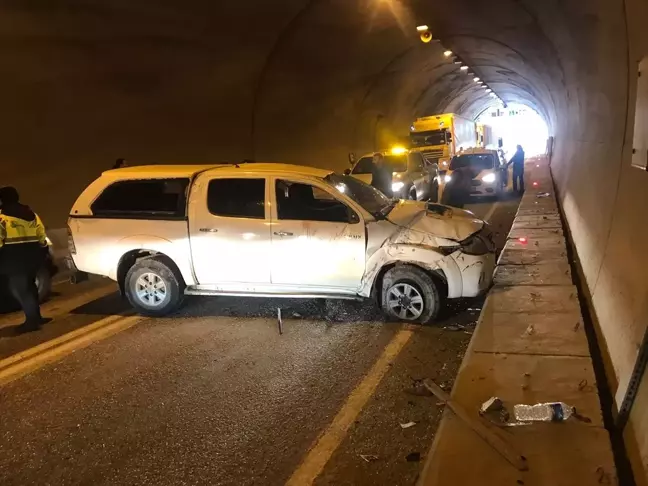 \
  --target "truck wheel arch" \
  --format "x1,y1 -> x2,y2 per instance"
369,262 -> 448,305
117,250 -> 185,296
